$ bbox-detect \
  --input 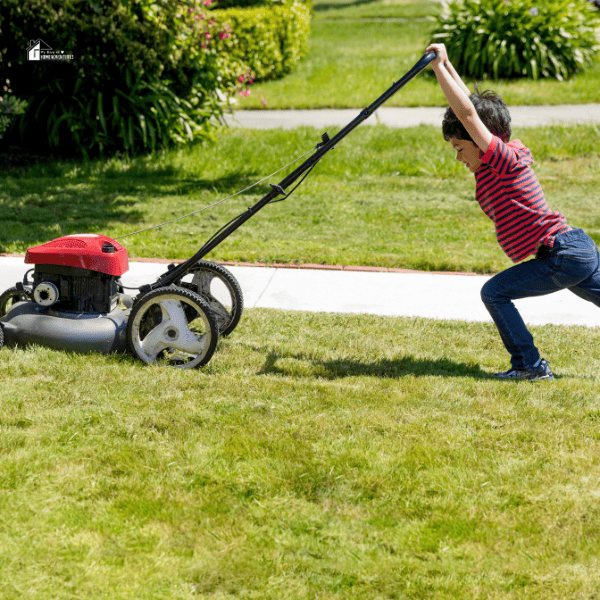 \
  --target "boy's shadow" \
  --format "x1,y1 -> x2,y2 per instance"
256,348 -> 496,380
